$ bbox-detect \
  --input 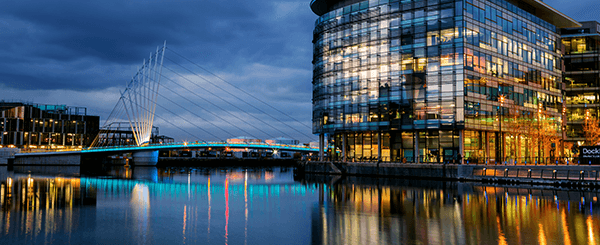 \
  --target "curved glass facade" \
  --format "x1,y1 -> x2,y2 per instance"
311,0 -> 569,163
